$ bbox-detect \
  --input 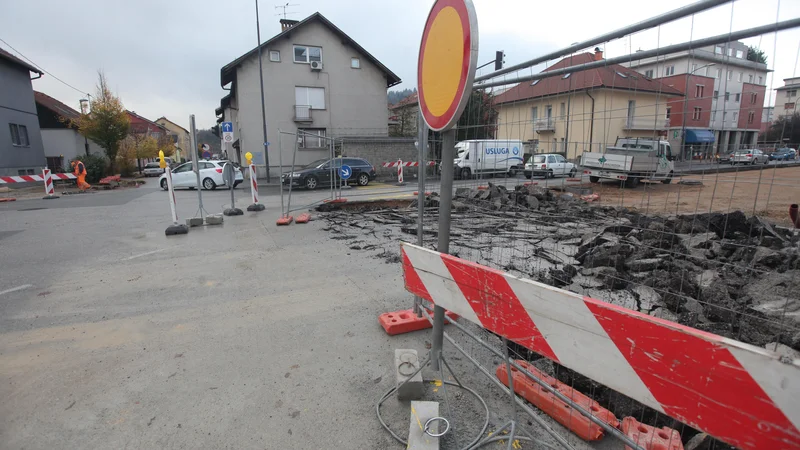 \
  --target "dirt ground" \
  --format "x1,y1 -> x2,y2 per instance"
585,166 -> 800,227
